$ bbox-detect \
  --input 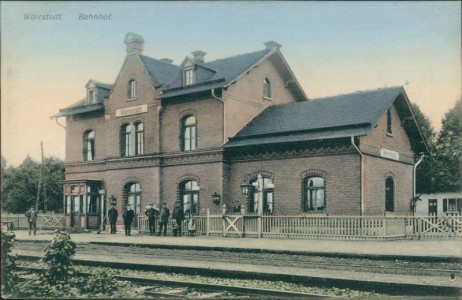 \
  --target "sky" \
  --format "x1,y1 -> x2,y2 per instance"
1,1 -> 461,167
